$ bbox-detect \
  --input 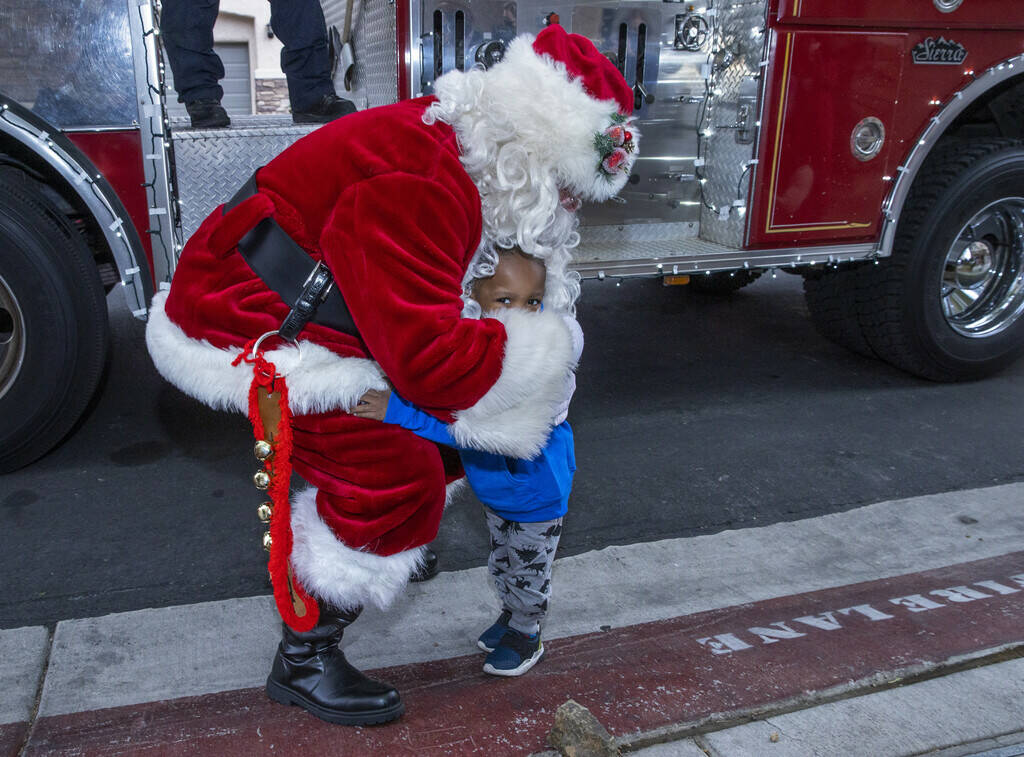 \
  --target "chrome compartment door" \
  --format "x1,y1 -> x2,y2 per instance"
0,0 -> 136,129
